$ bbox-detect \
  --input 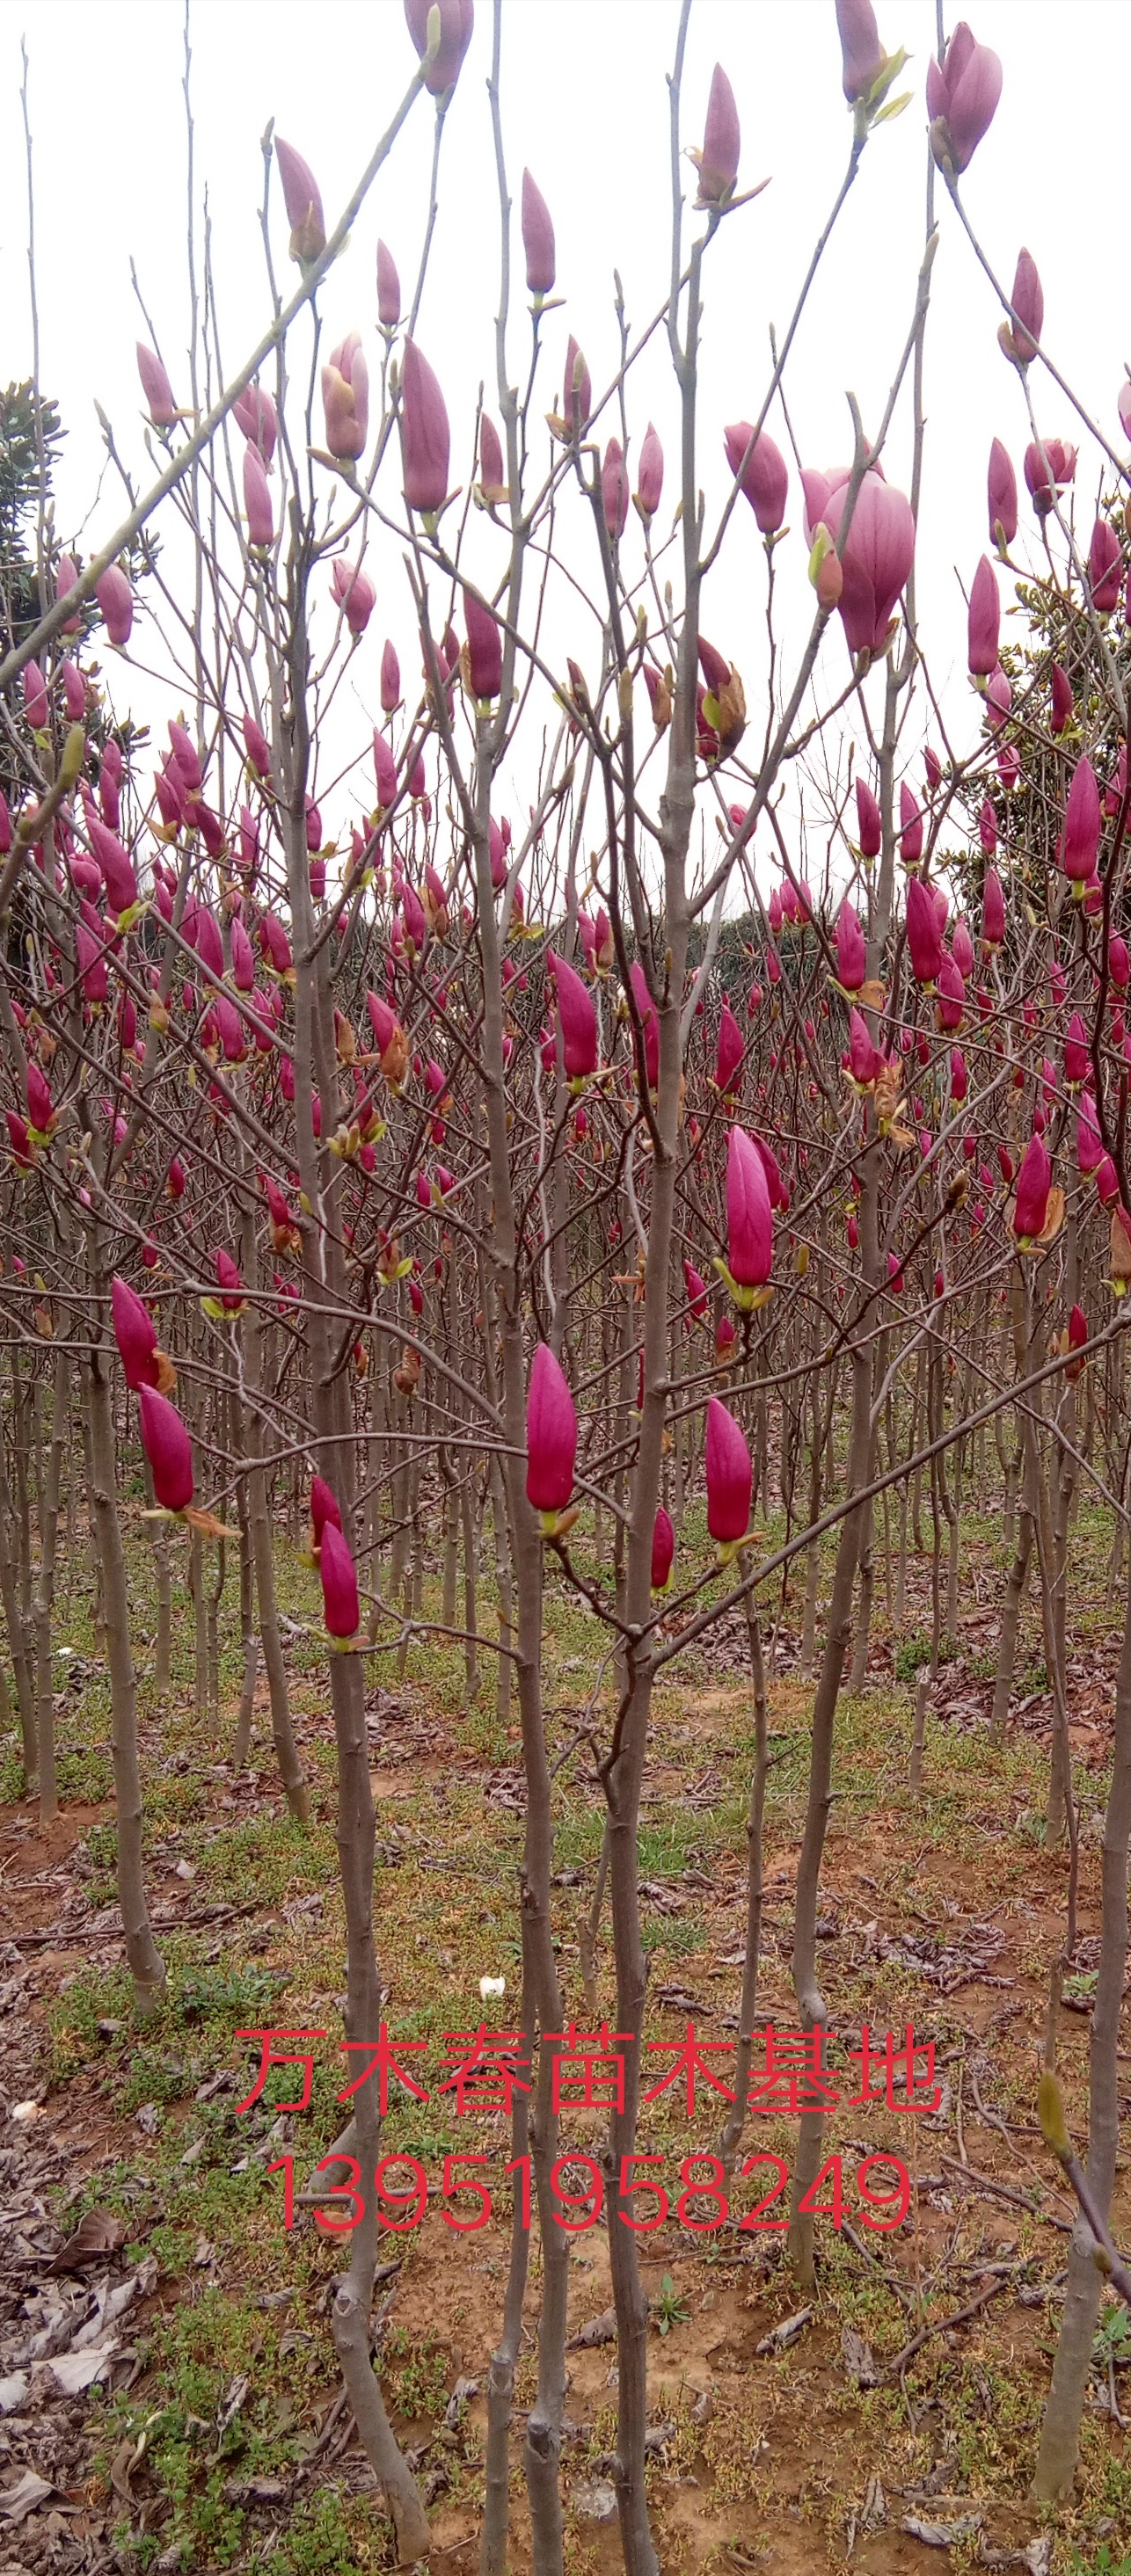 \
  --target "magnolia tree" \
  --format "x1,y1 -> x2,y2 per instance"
4,0 -> 1131,2561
